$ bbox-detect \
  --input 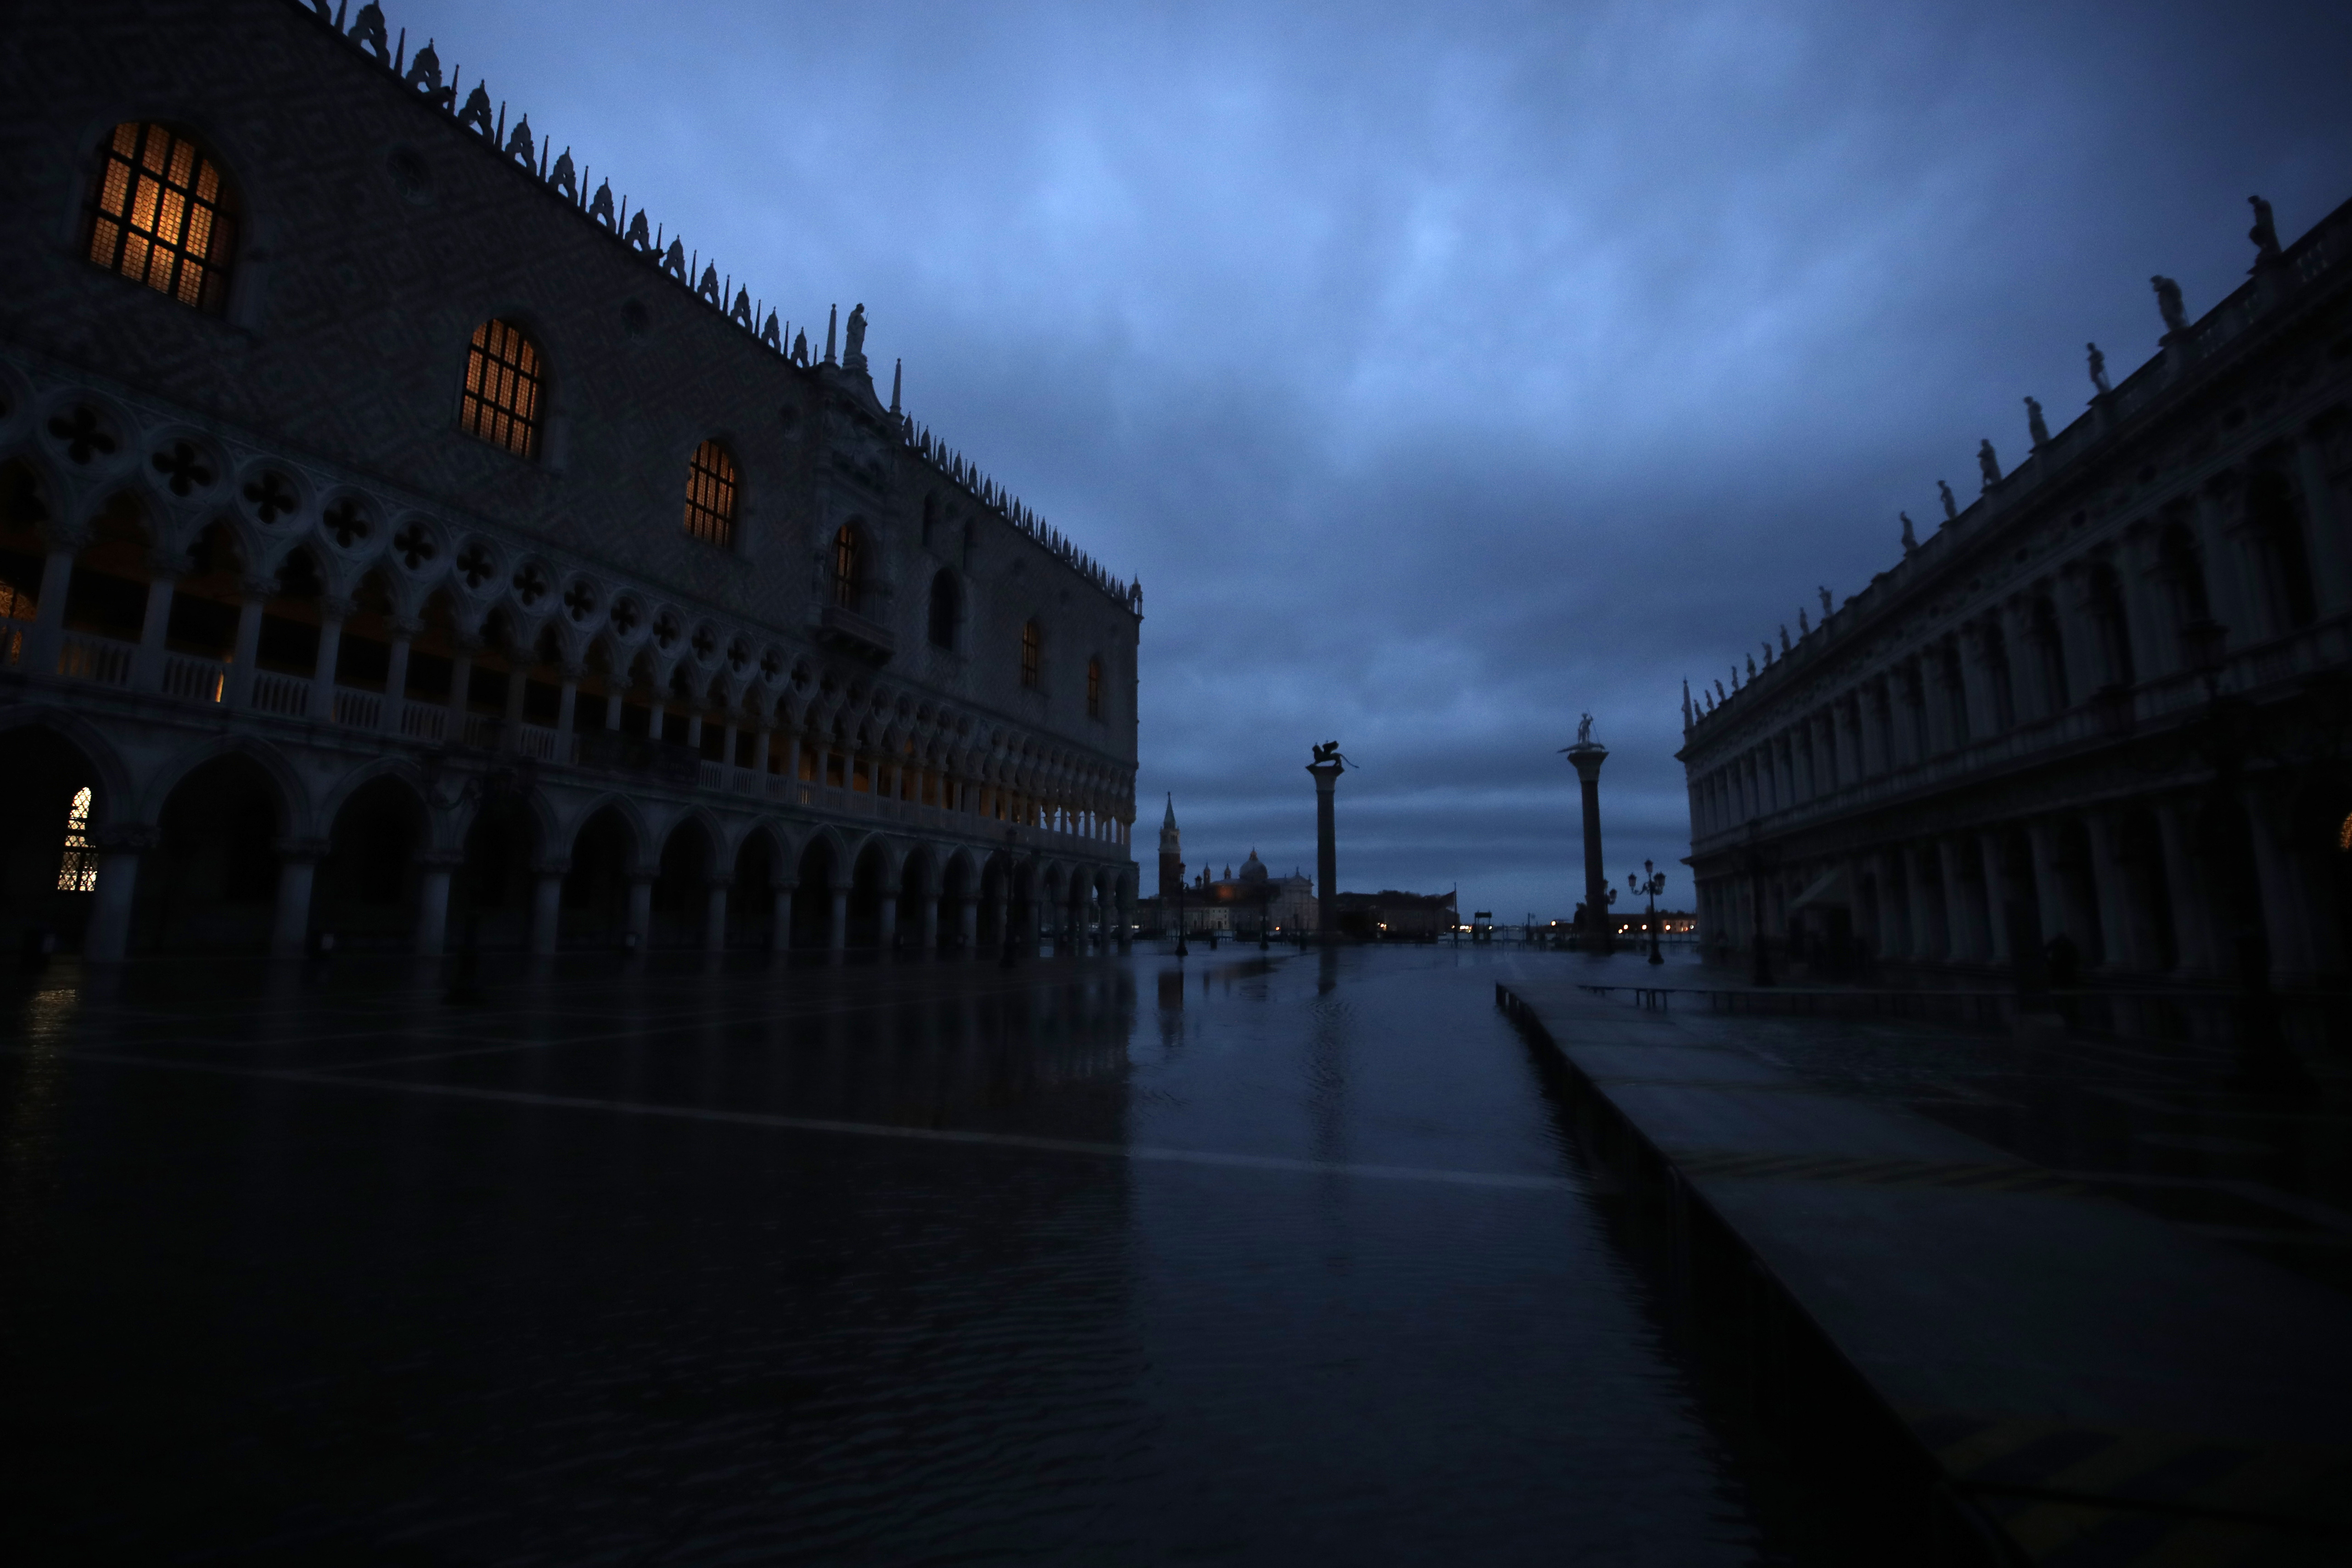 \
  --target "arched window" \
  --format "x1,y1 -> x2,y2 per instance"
2086,563 -> 2133,689
2246,471 -> 2317,632
928,569 -> 959,649
1020,619 -> 1042,688
56,787 -> 97,893
683,439 -> 737,548
833,525 -> 860,609
460,319 -> 544,459
1086,655 -> 1103,718
84,122 -> 240,315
